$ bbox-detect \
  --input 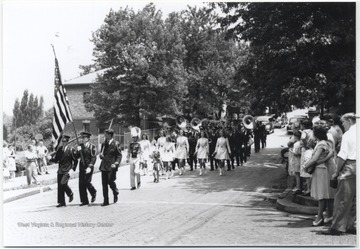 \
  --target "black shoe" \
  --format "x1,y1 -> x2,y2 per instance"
79,203 -> 89,206
130,187 -> 136,190
210,169 -> 214,171
137,182 -> 141,189
153,178 -> 156,183
56,203 -> 66,208
101,202 -> 109,207
156,179 -> 159,183
114,192 -> 119,203
319,229 -> 343,236
69,194 -> 74,203
46,172 -> 50,174
91,193 -> 96,203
